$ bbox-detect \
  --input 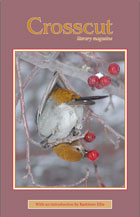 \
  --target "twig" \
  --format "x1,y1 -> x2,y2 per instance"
101,60 -> 105,75
81,140 -> 90,151
16,66 -> 40,105
104,95 -> 115,112
53,167 -> 89,187
78,52 -> 97,73
39,51 -> 60,62
104,127 -> 116,146
94,54 -> 99,73
86,111 -> 90,131
16,116 -> 22,124
23,166 -> 89,188
94,163 -> 105,187
78,52 -> 108,74
30,131 -> 88,150
104,127 -> 120,149
16,51 -> 124,99
16,57 -> 35,185
89,109 -> 125,141
57,71 -> 78,92
85,167 -> 89,187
